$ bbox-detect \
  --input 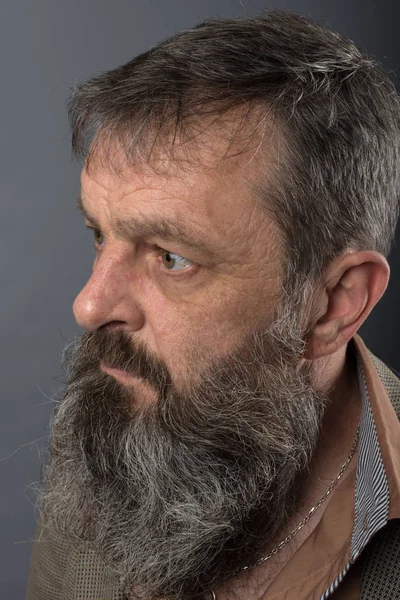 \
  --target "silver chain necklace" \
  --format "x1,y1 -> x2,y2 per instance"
208,425 -> 360,600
